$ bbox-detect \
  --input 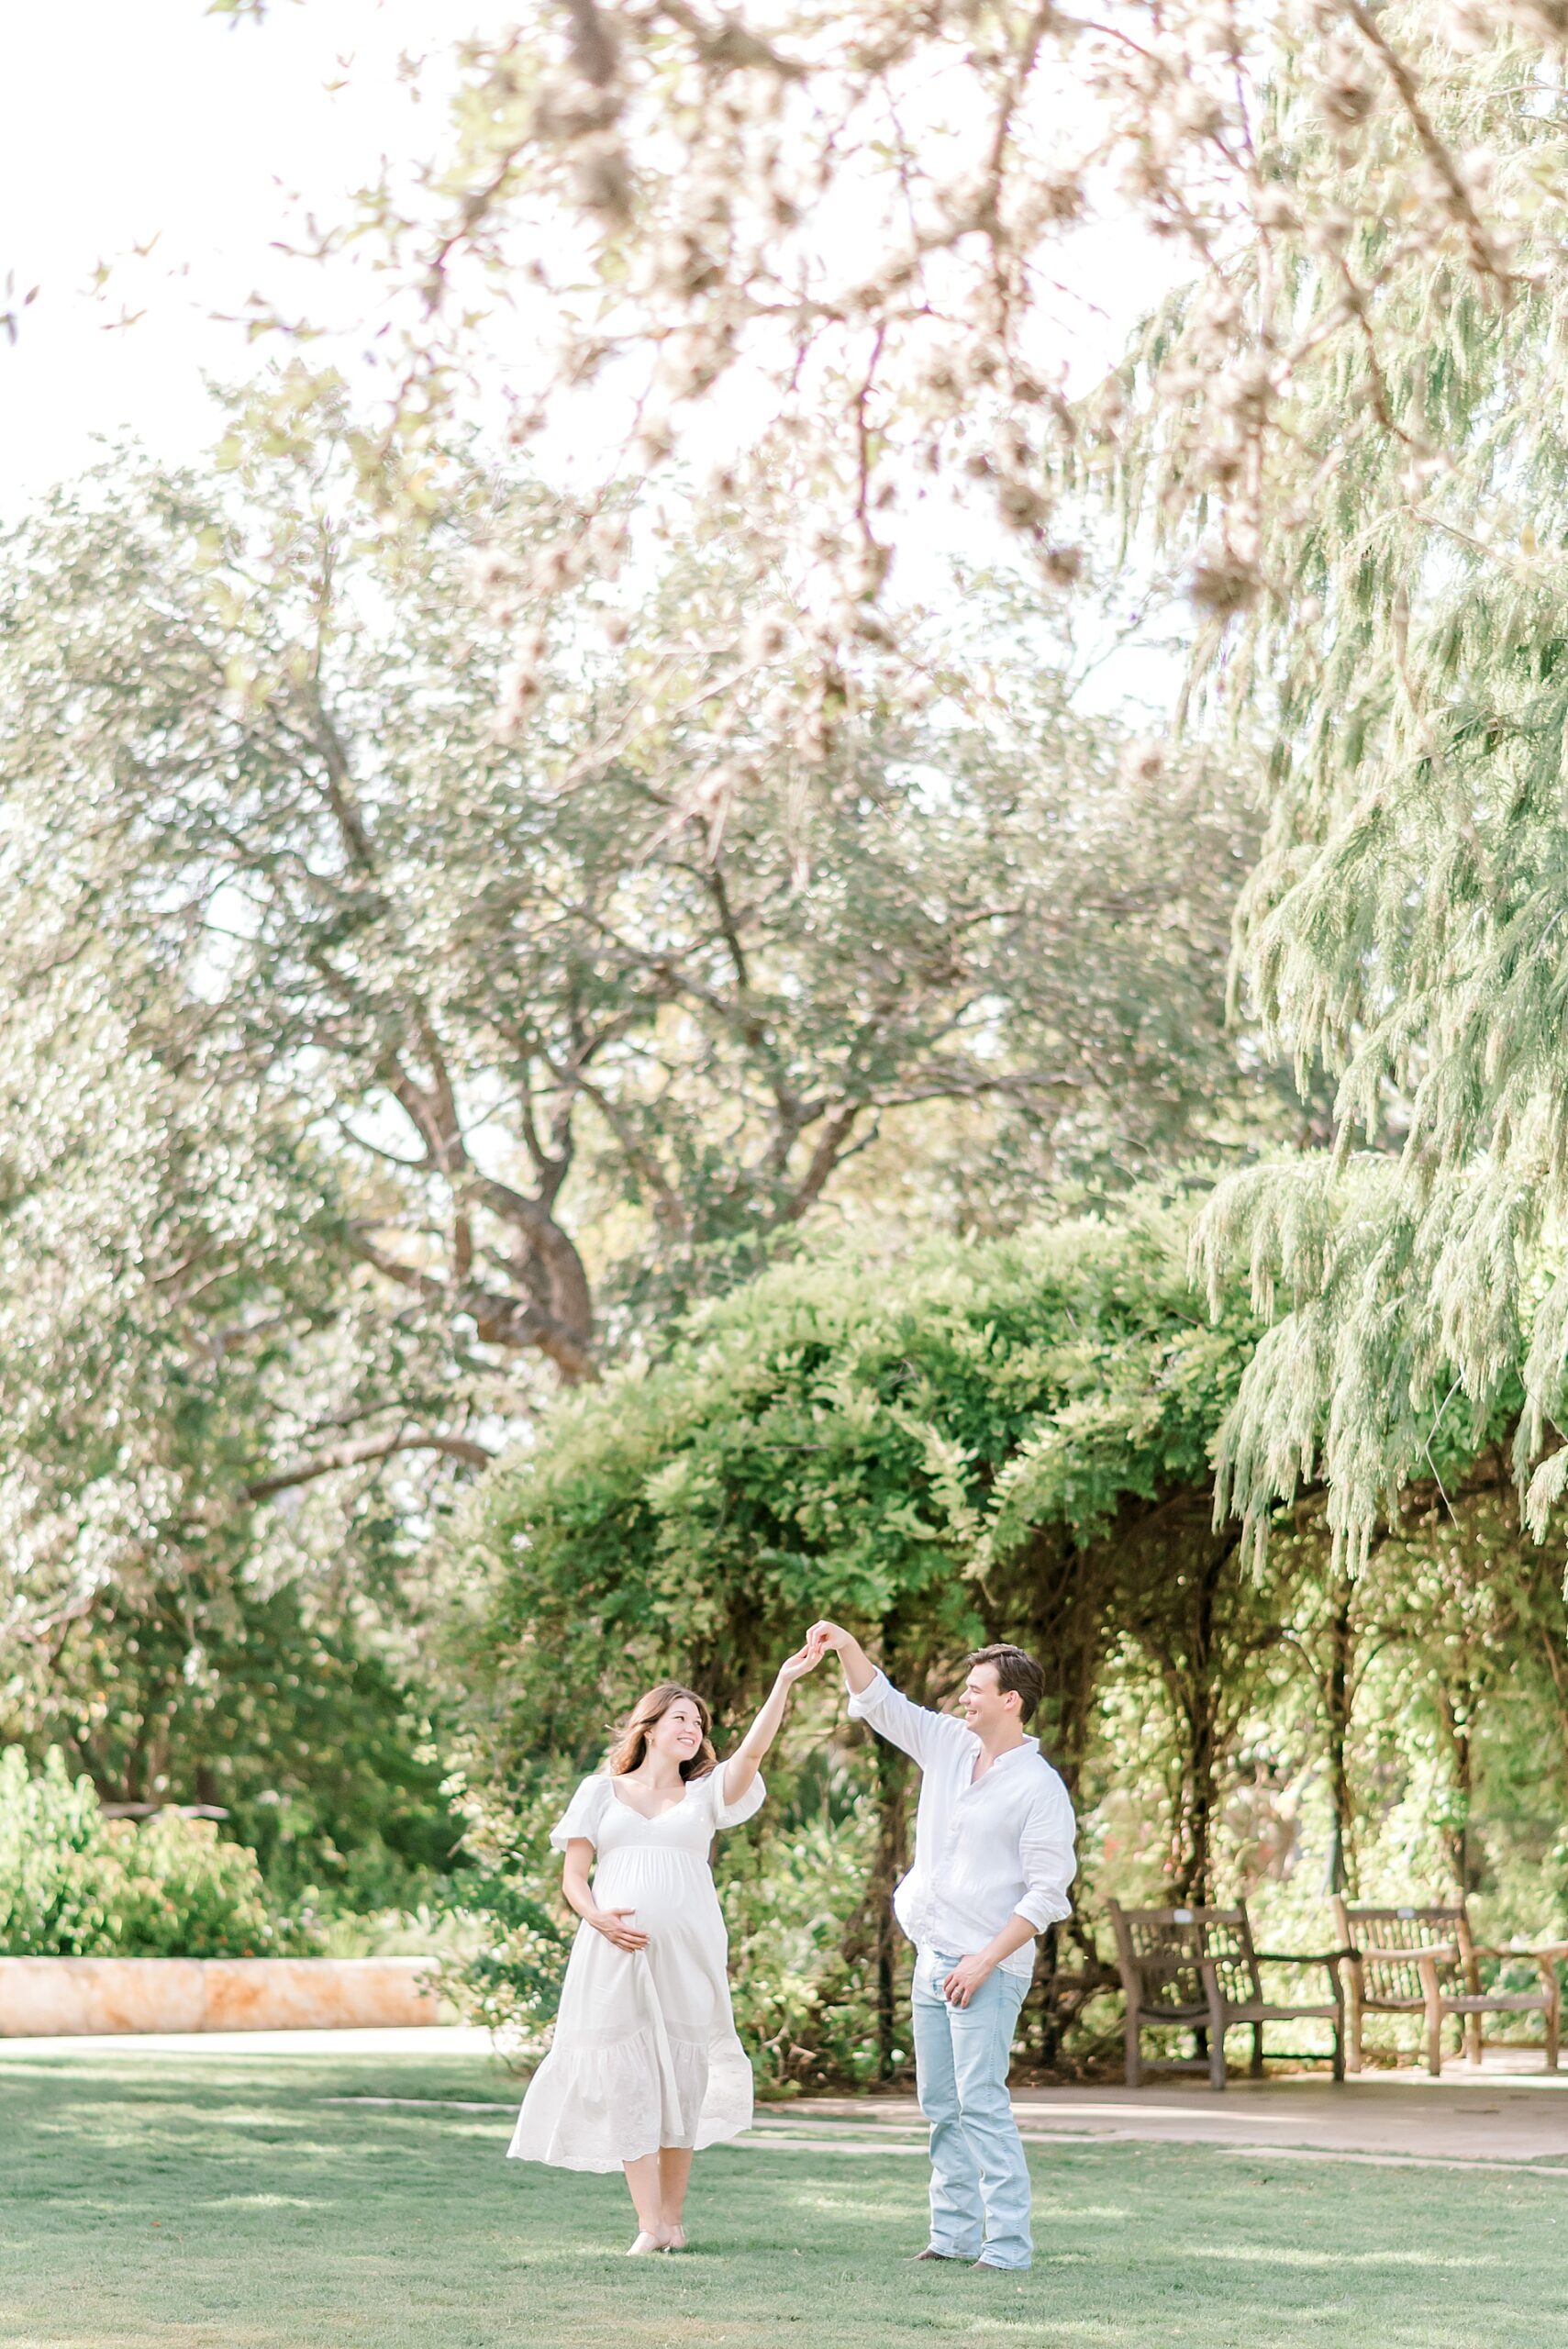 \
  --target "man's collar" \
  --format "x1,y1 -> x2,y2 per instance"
966,1732 -> 1040,1767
